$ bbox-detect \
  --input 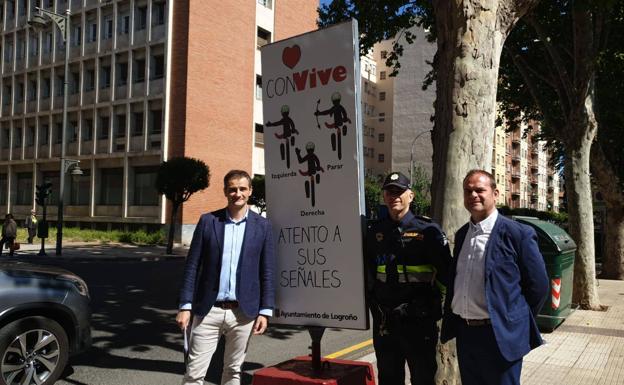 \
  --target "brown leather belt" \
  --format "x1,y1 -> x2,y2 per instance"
214,301 -> 239,310
461,317 -> 491,326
